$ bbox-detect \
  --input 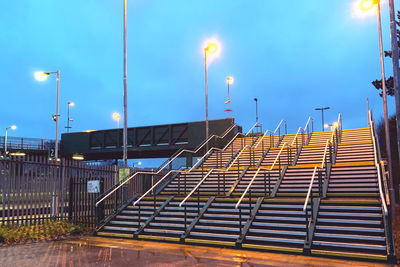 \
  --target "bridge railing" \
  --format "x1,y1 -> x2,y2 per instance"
0,136 -> 56,151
